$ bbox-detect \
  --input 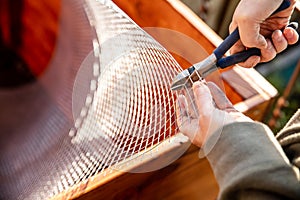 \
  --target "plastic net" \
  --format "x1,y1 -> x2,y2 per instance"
0,0 -> 200,199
